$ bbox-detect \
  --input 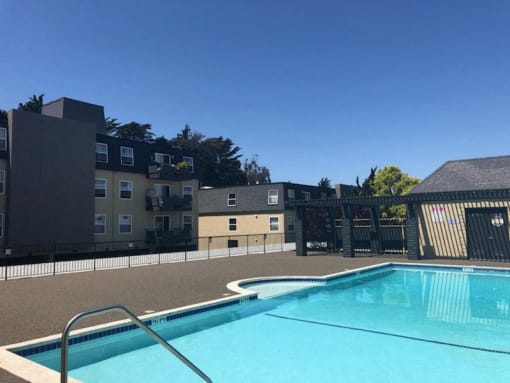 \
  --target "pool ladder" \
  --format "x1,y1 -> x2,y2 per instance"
60,304 -> 213,383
